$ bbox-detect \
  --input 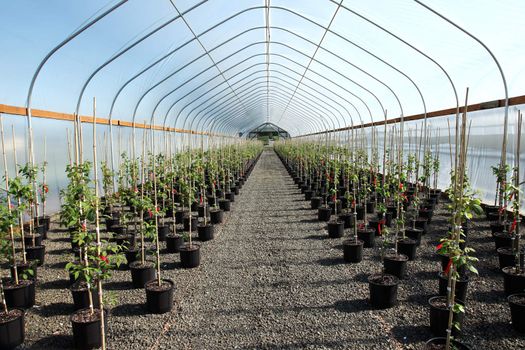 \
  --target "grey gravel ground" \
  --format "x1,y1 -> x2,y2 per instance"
18,148 -> 525,349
